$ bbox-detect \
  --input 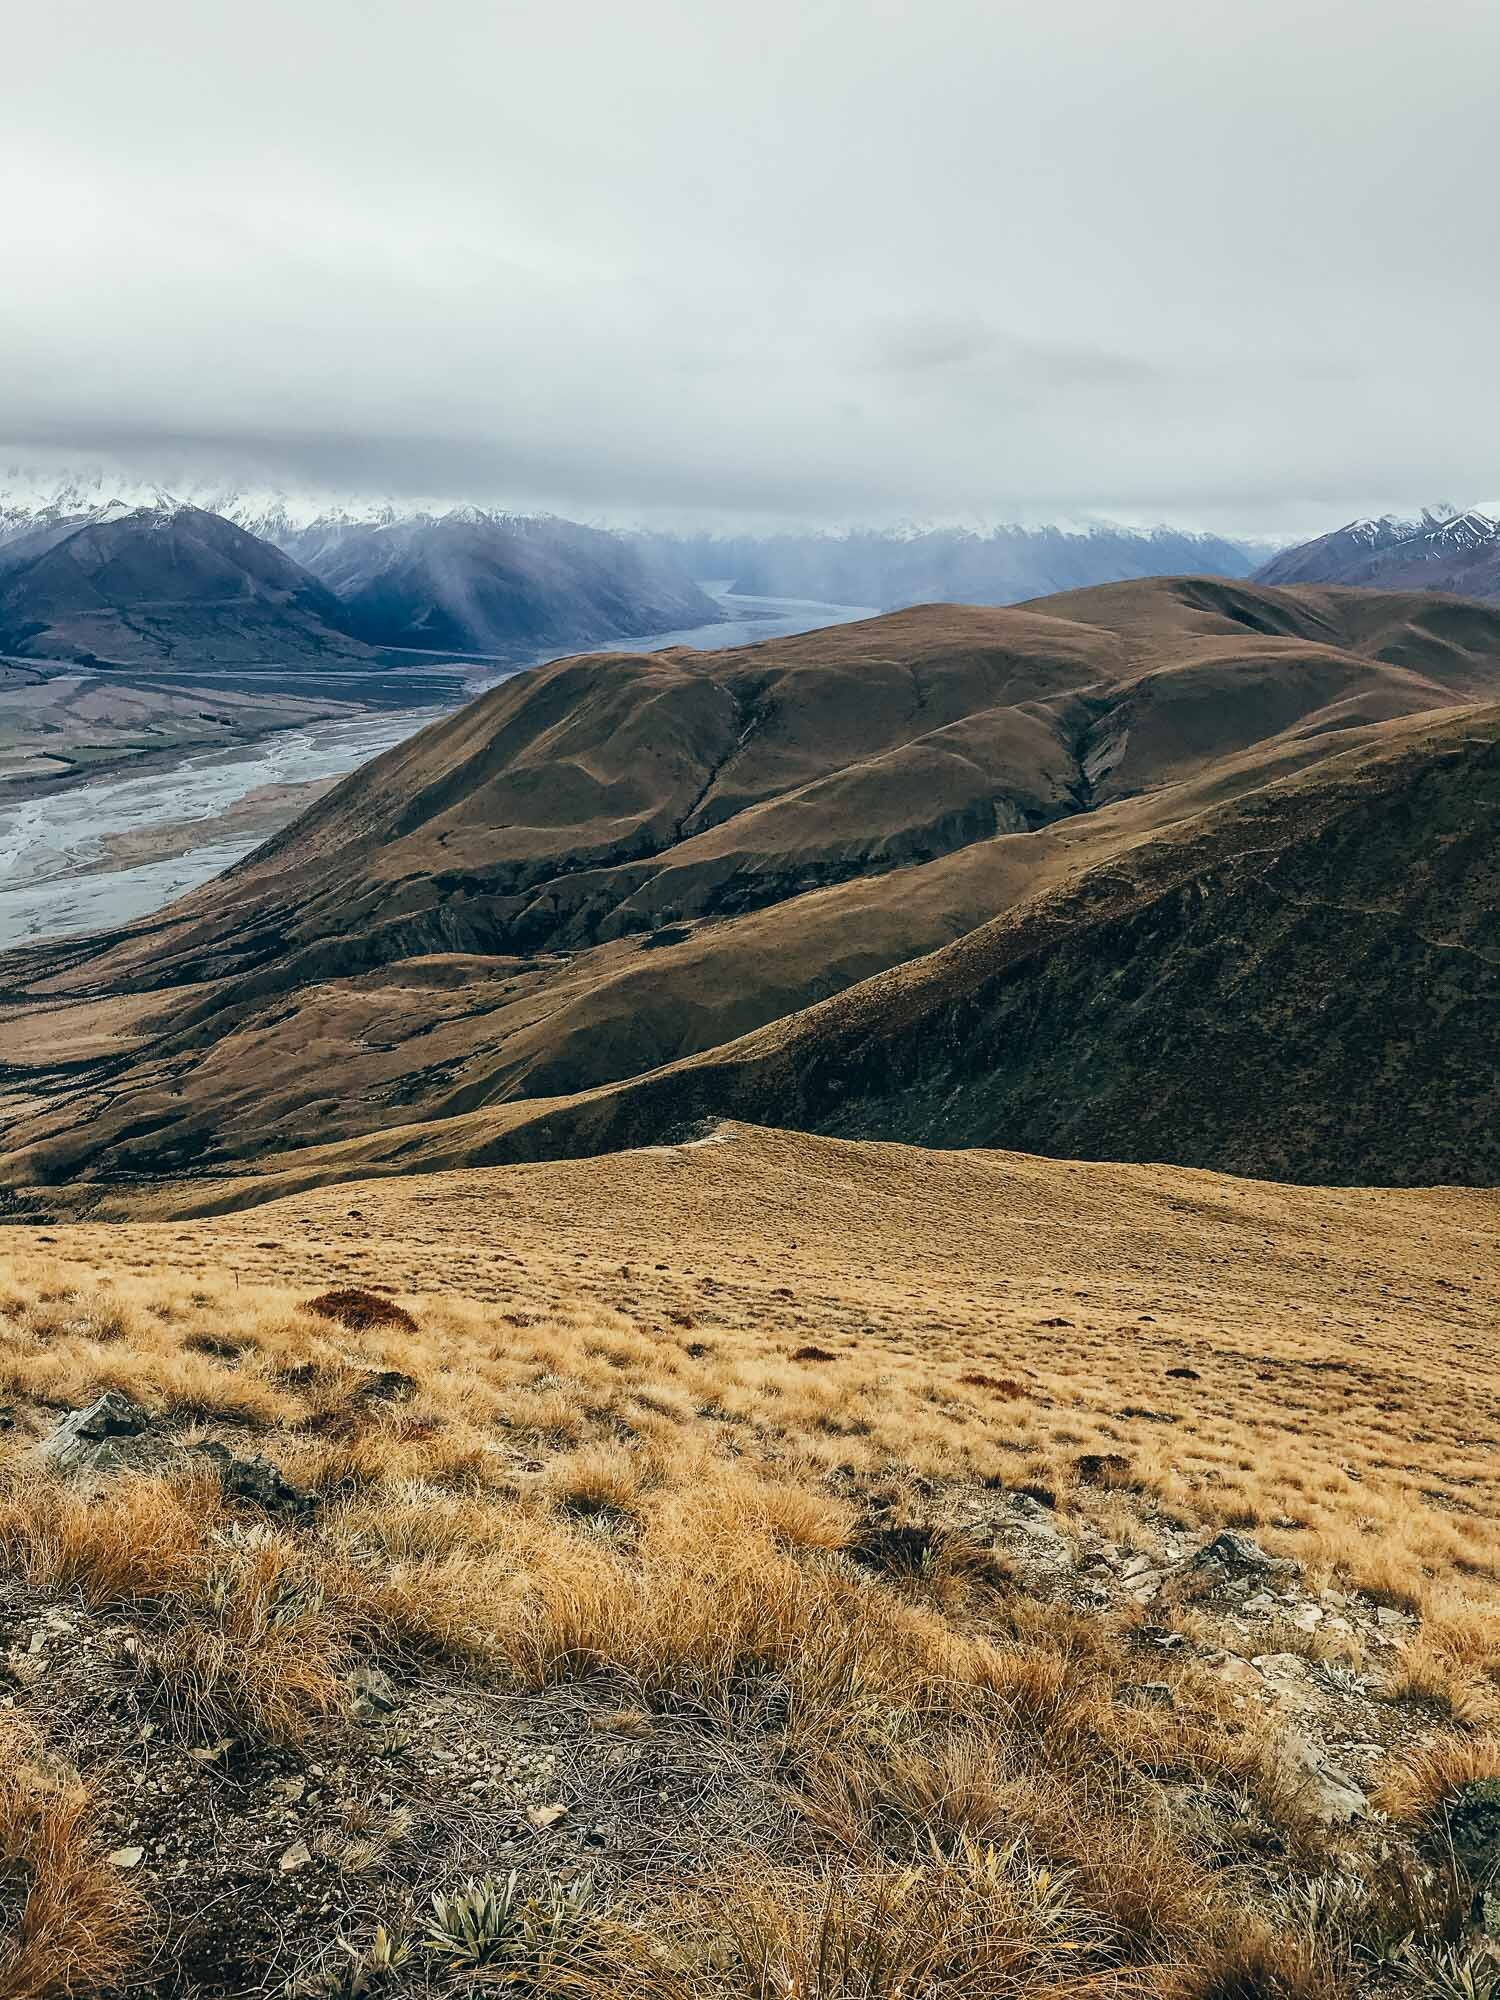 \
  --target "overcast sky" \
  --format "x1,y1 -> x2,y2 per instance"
5,0 -> 1499,536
